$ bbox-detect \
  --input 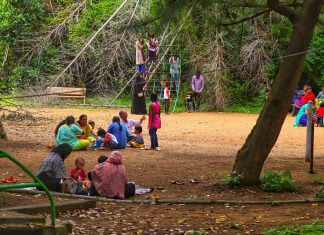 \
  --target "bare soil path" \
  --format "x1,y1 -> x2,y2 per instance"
0,107 -> 324,234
